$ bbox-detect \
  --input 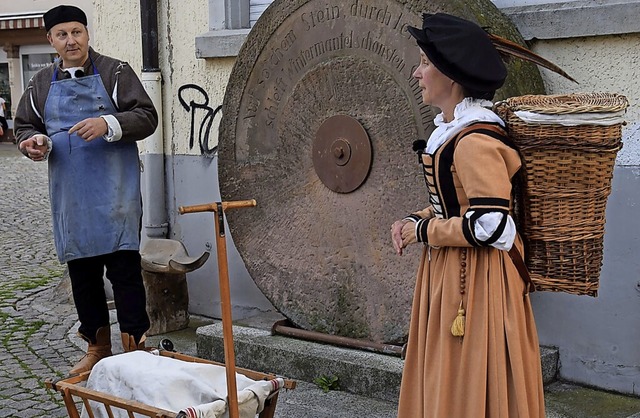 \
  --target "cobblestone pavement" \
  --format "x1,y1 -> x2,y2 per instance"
0,143 -> 80,417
